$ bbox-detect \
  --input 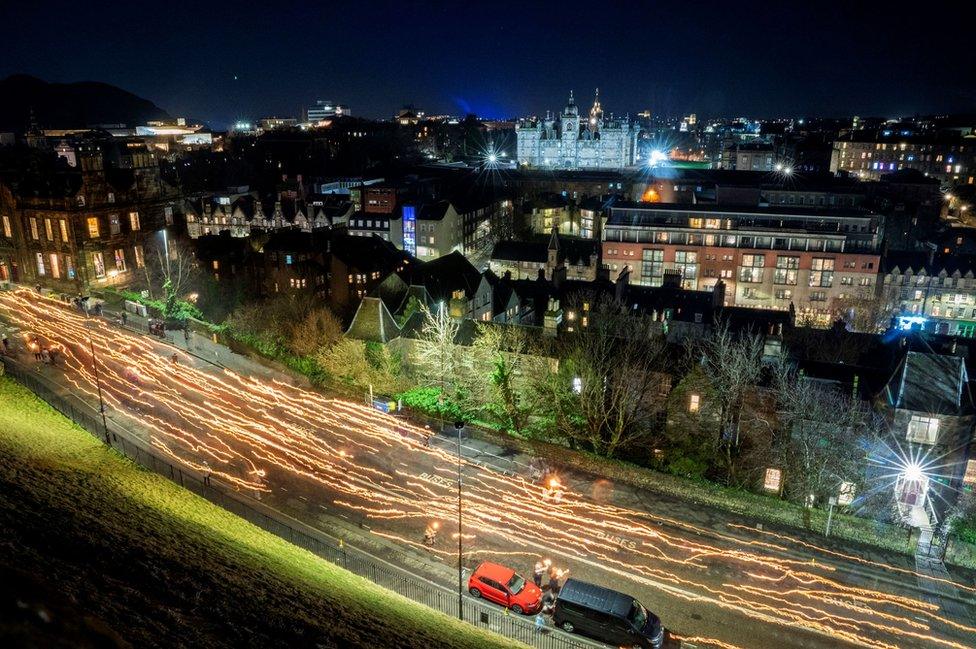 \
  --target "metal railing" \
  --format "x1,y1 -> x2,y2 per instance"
2,358 -> 604,649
